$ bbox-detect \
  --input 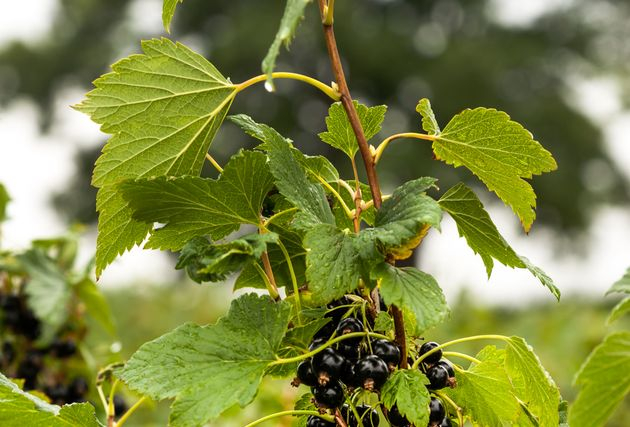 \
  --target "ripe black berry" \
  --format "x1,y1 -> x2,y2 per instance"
306,415 -> 335,427
312,348 -> 347,385
437,360 -> 454,378
113,395 -> 128,418
340,360 -> 358,388
1,341 -> 15,367
426,364 -> 449,390
354,355 -> 389,391
309,337 -> 327,351
50,339 -> 77,358
326,296 -> 353,324
429,397 -> 446,424
419,342 -> 442,364
336,341 -> 360,361
295,360 -> 318,387
386,405 -> 410,427
439,418 -> 452,427
353,404 -> 379,427
336,317 -> 364,344
313,322 -> 335,340
68,376 -> 89,402
371,339 -> 401,368
312,379 -> 344,408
